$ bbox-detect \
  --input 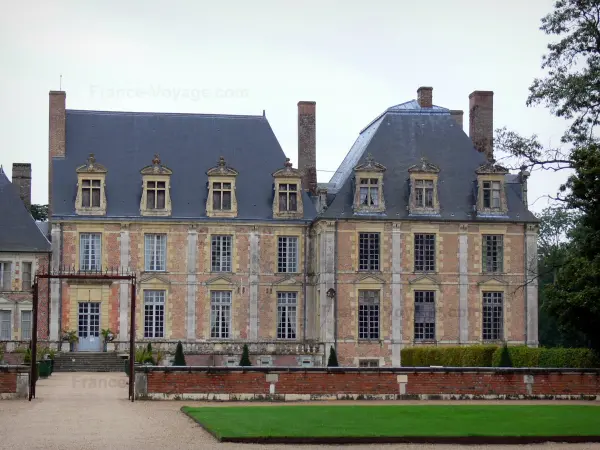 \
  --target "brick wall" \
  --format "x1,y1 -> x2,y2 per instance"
0,371 -> 18,394
137,368 -> 600,400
